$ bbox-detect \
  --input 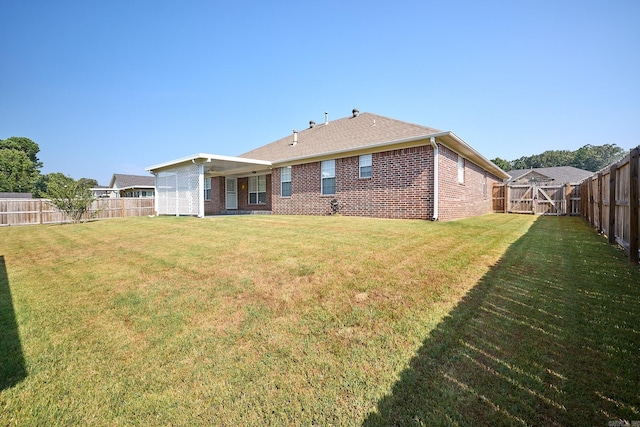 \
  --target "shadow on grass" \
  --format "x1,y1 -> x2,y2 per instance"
364,216 -> 640,426
0,255 -> 27,390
